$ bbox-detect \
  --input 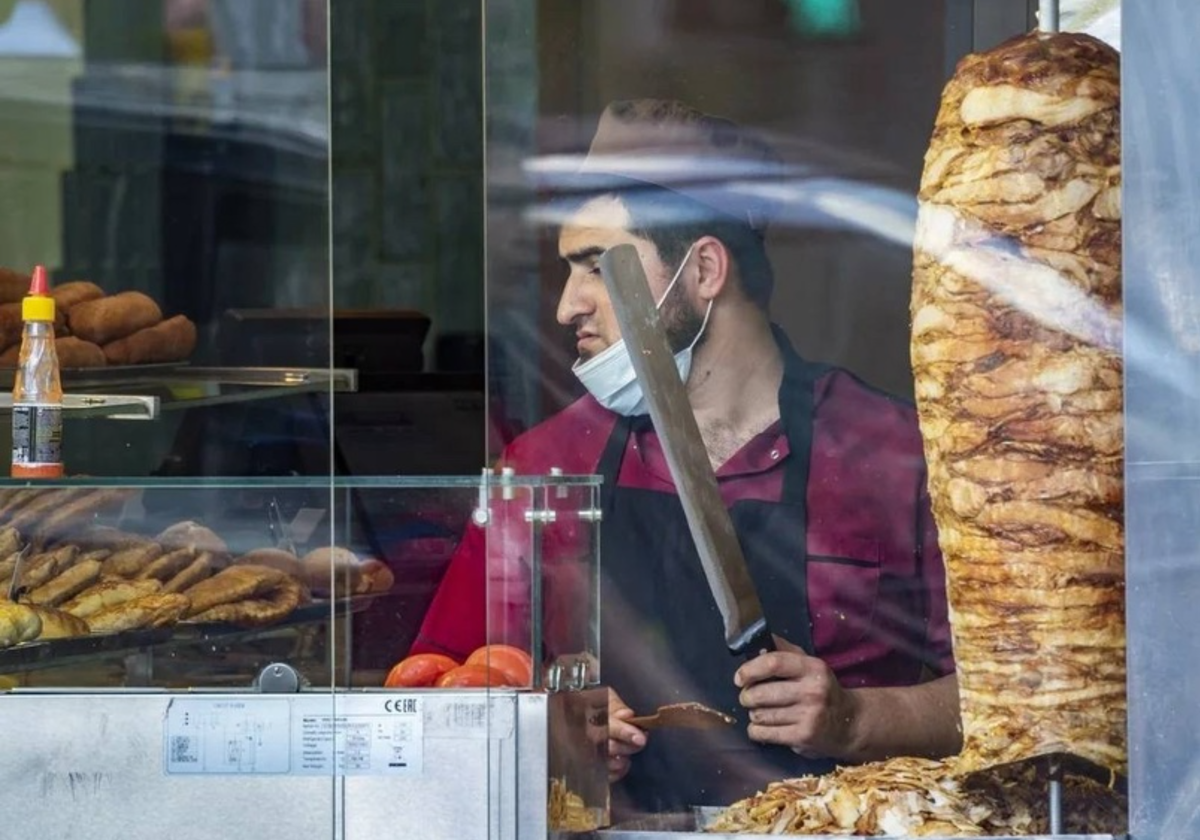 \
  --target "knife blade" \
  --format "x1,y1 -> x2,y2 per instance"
598,244 -> 774,659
